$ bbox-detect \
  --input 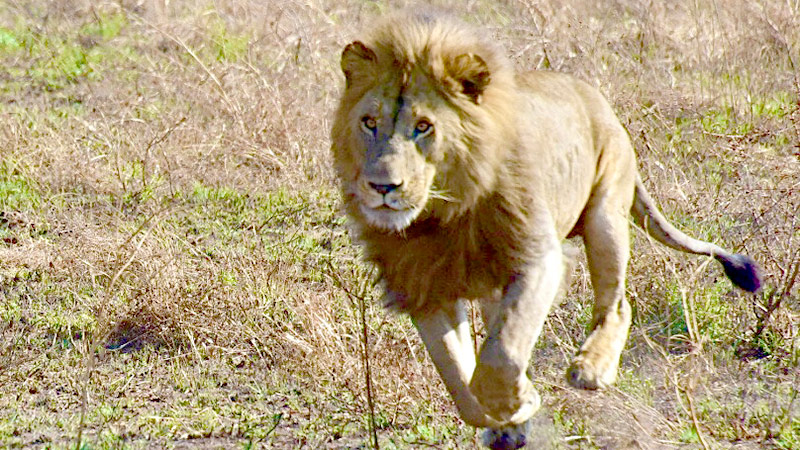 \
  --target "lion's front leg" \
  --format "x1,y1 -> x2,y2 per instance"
470,241 -> 563,425
411,300 -> 503,429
